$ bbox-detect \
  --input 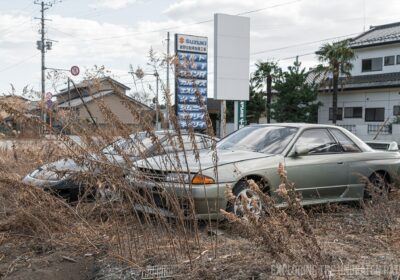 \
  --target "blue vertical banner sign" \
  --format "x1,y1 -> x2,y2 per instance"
175,34 -> 208,130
